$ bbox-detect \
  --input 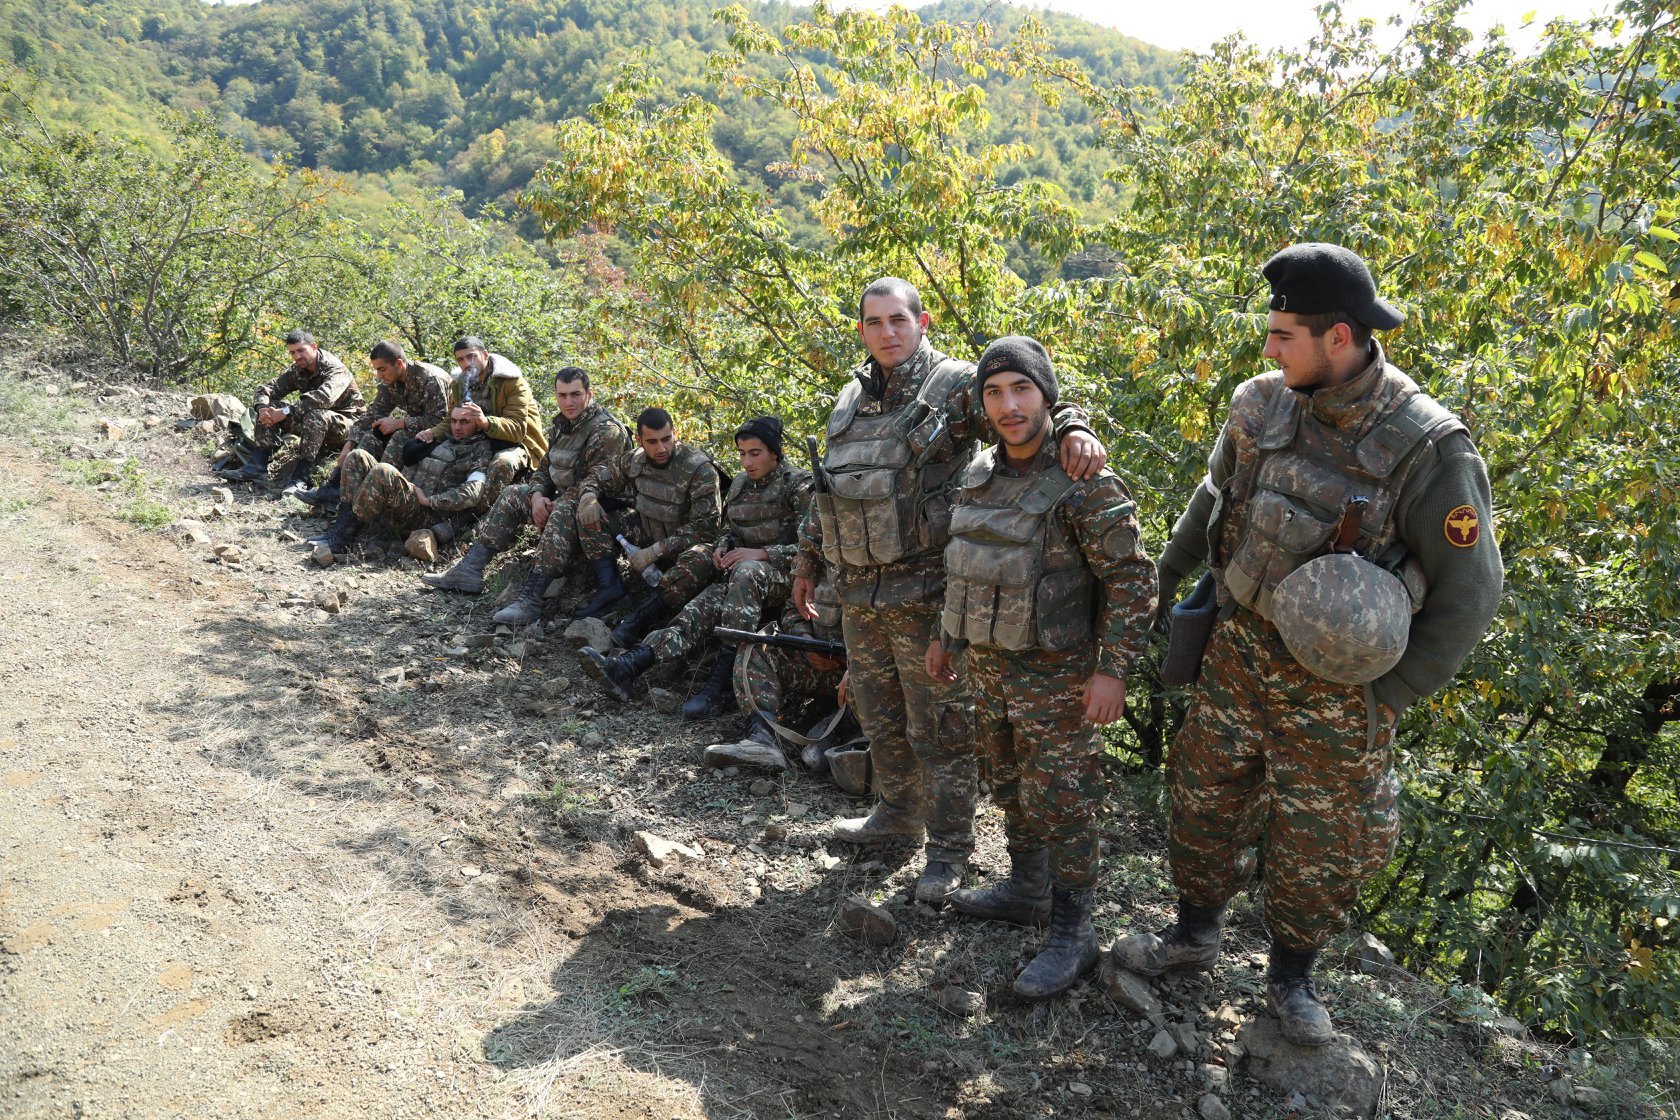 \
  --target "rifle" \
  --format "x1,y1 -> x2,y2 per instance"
805,435 -> 830,493
715,626 -> 845,660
